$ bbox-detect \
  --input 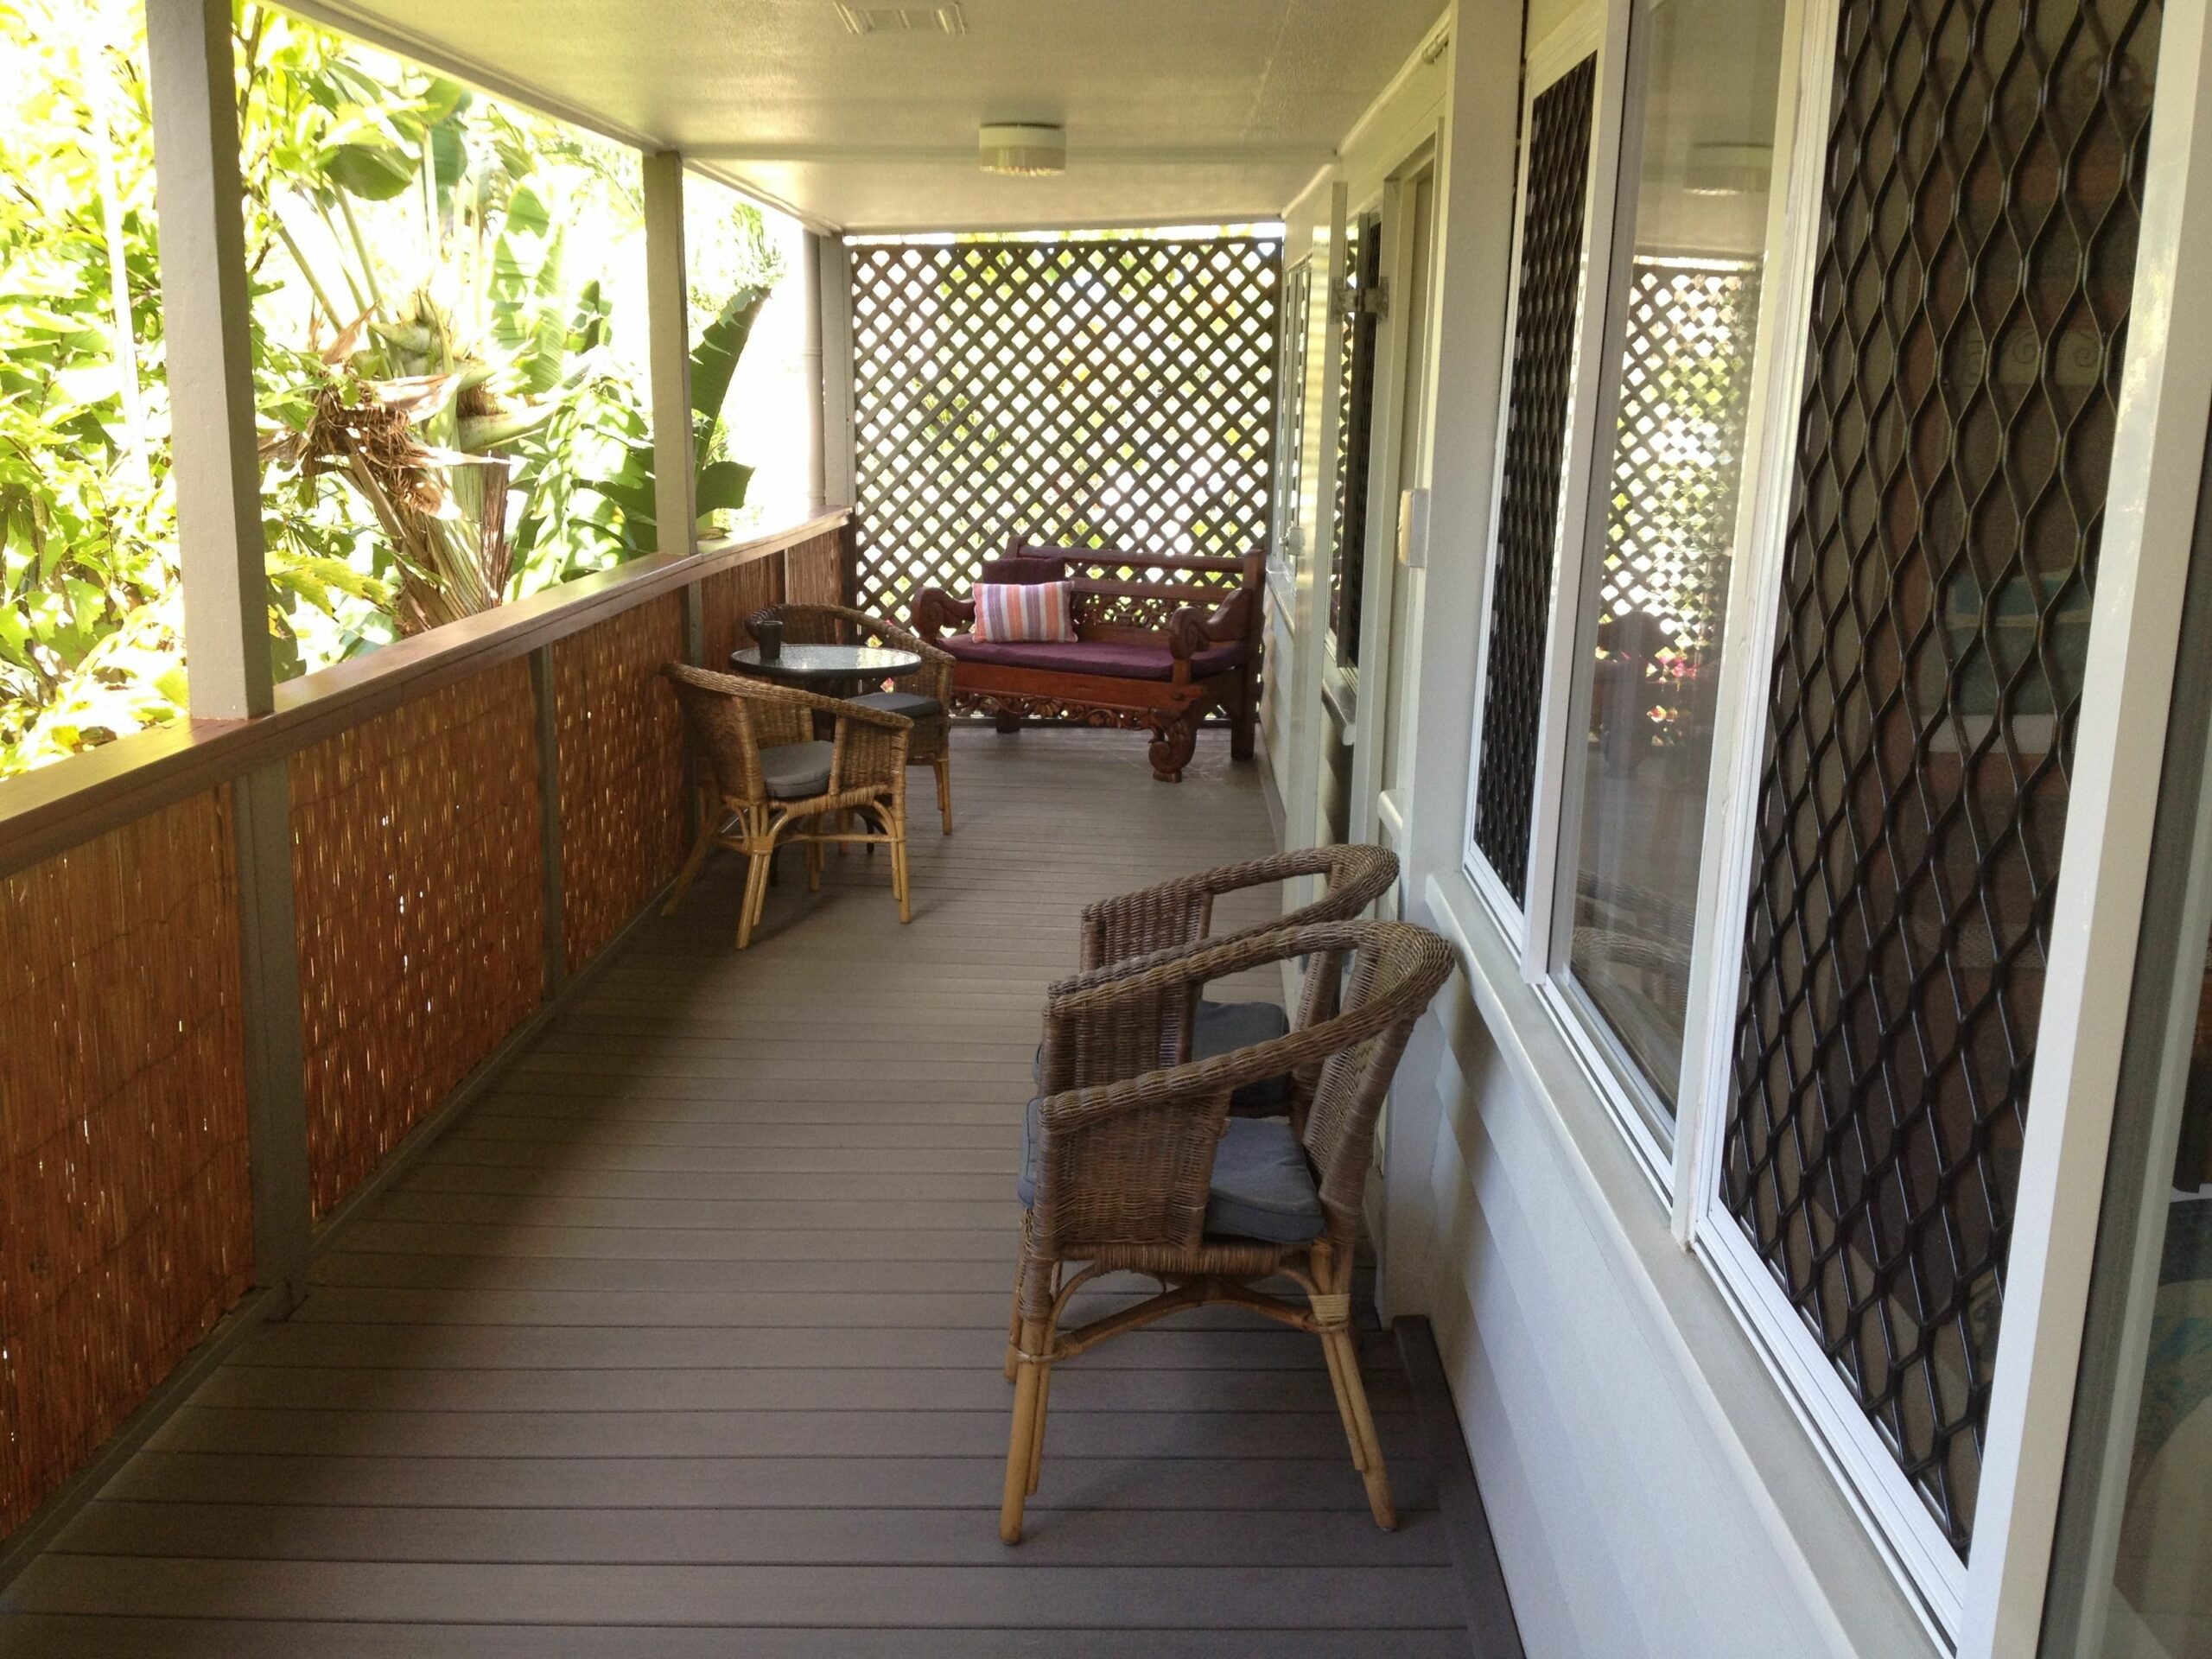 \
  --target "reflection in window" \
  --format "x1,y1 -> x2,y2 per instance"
1567,0 -> 1784,1112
